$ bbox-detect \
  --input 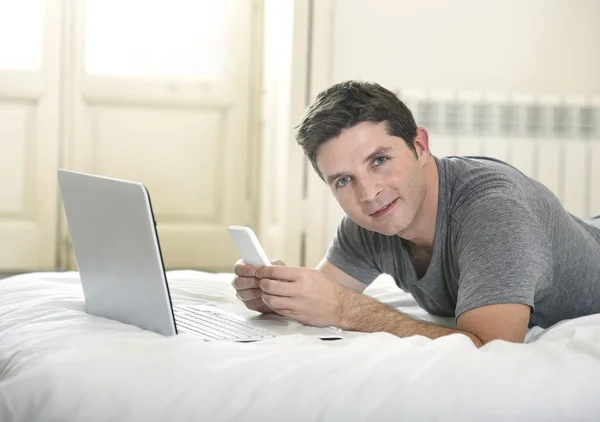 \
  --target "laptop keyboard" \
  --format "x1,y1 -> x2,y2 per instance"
173,305 -> 278,341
